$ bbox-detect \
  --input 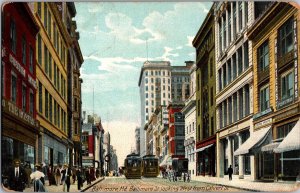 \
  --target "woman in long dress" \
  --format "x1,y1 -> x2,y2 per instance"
30,164 -> 46,192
